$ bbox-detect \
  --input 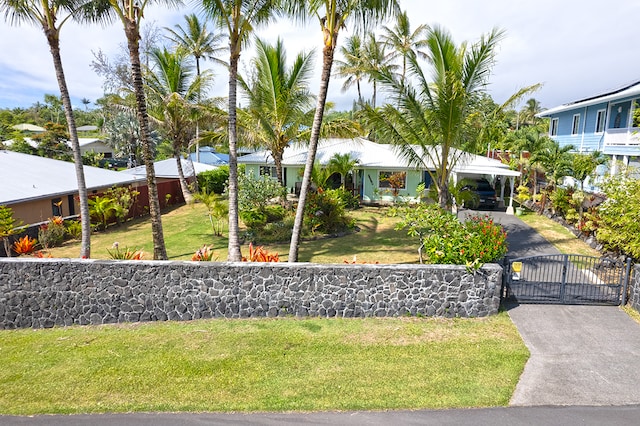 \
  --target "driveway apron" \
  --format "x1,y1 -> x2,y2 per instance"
480,210 -> 640,406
